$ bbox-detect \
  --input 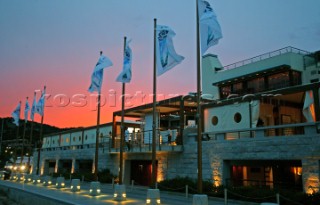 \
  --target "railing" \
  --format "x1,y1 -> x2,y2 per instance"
226,178 -> 302,191
221,46 -> 310,71
202,122 -> 319,141
110,129 -> 183,153
40,129 -> 183,153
